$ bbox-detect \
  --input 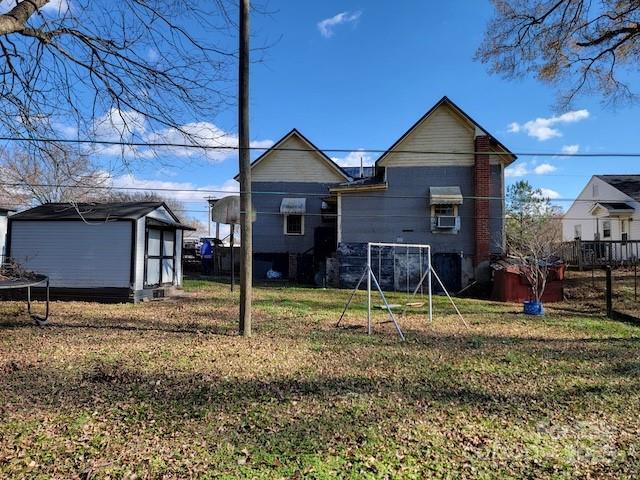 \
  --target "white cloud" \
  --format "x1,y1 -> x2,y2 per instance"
507,109 -> 590,141
0,0 -> 71,16
507,122 -> 521,133
533,163 -> 557,174
505,163 -> 529,178
317,11 -> 362,38
331,149 -> 374,167
505,160 -> 557,177
40,0 -> 69,15
91,109 -> 273,163
561,144 -> 579,155
535,188 -> 561,200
